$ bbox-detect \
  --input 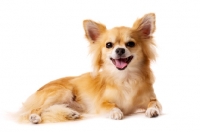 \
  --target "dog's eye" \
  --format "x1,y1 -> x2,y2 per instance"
126,41 -> 135,47
106,42 -> 113,48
